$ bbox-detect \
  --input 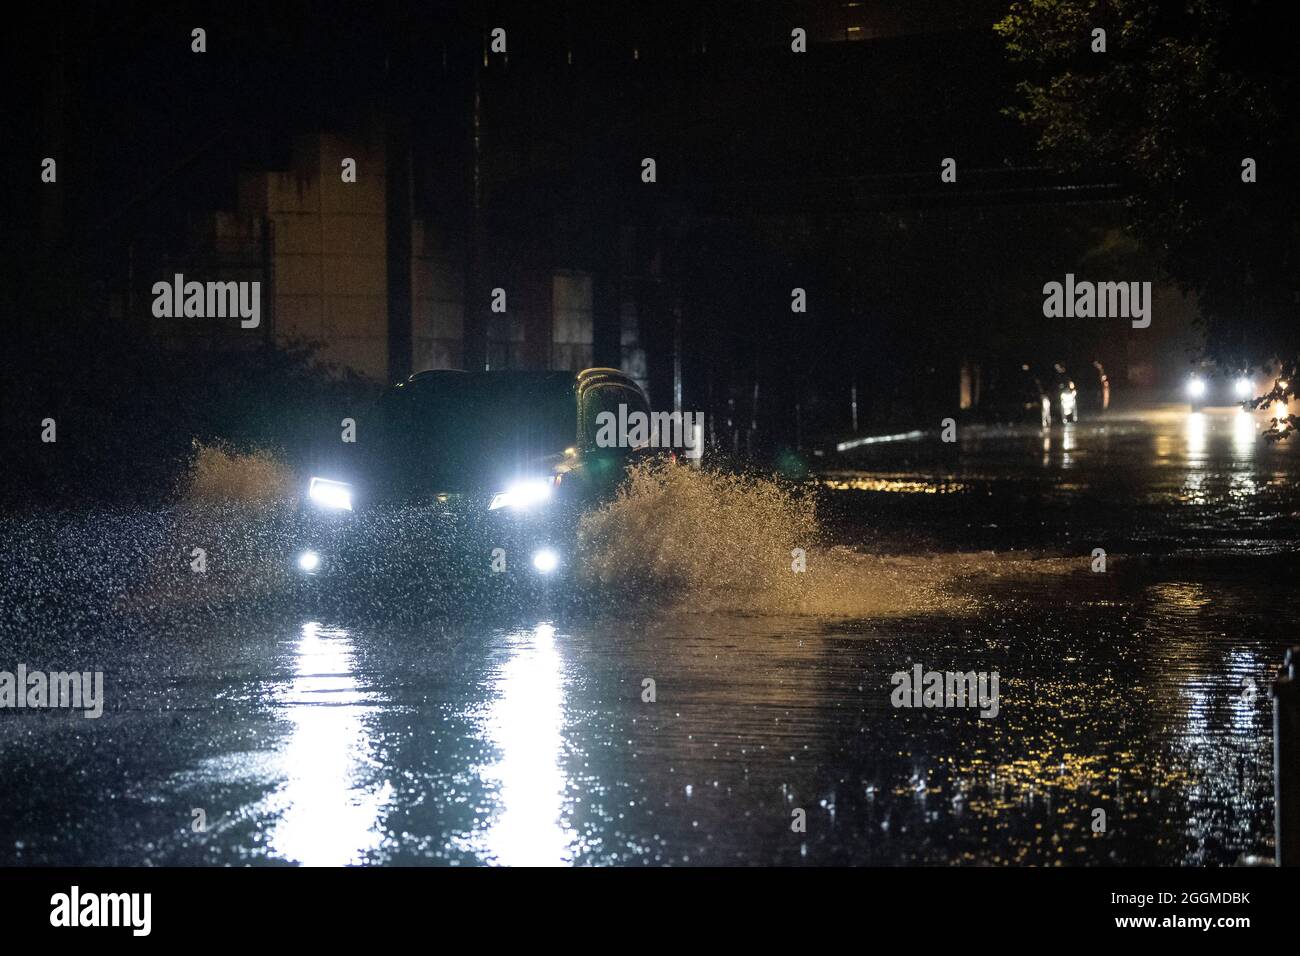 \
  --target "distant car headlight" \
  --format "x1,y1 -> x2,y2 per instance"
1060,390 -> 1076,411
308,477 -> 353,511
489,478 -> 554,511
1234,377 -> 1253,398
1186,378 -> 1207,399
